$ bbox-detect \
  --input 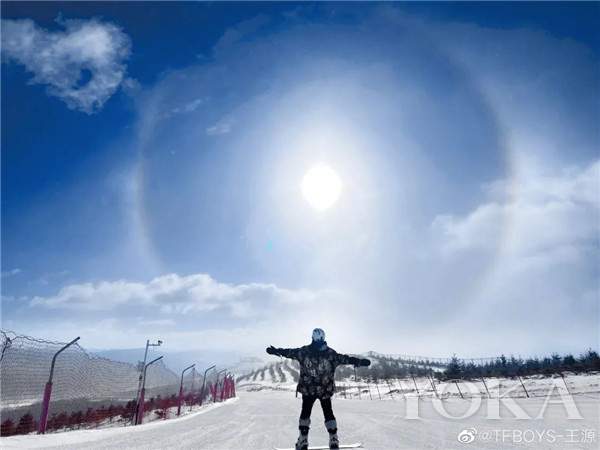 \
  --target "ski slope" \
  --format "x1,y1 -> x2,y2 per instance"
2,391 -> 598,449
